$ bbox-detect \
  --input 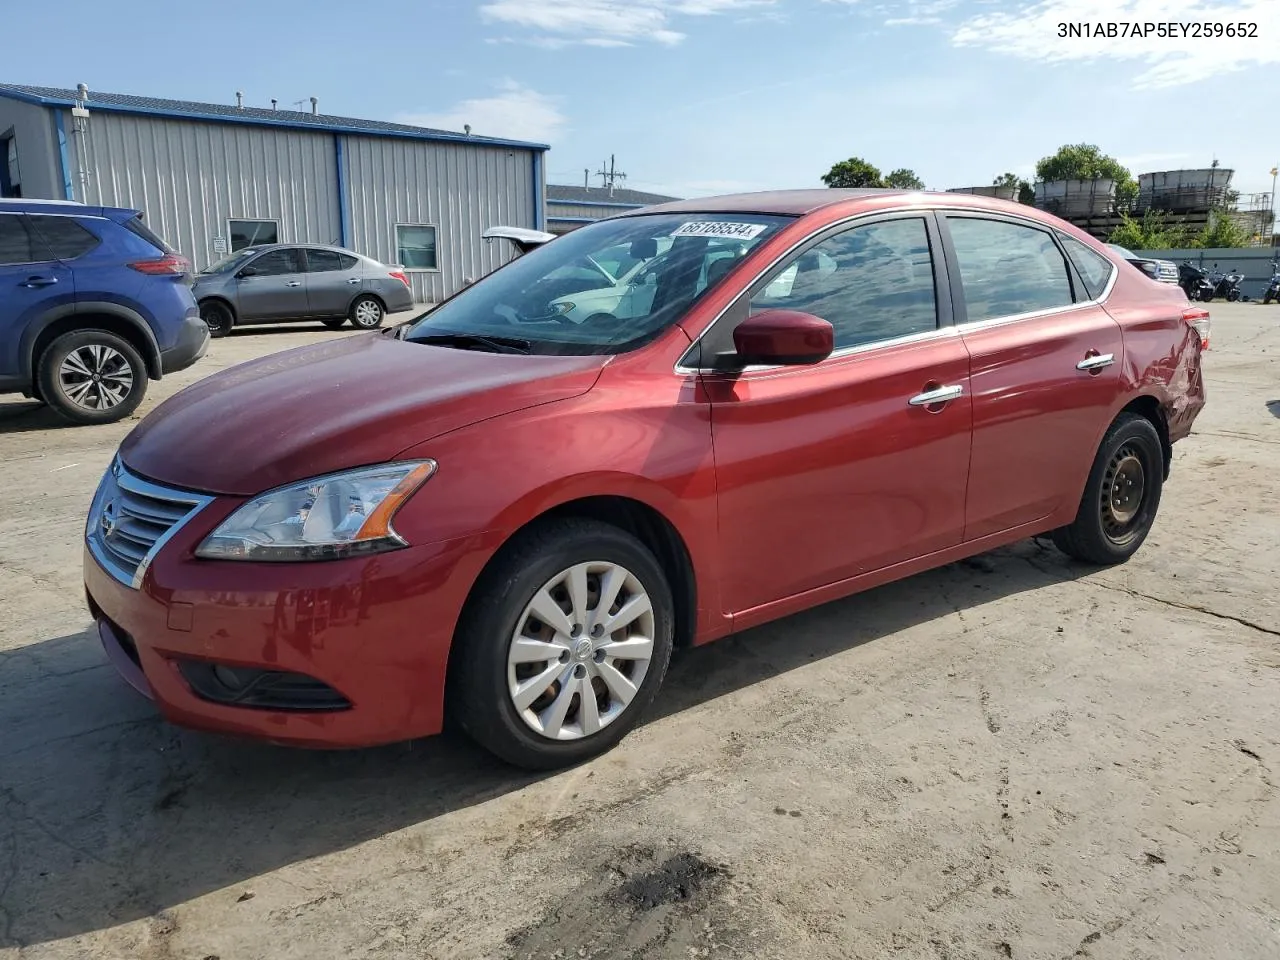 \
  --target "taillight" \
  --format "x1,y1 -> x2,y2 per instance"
1182,306 -> 1210,351
388,270 -> 410,288
129,255 -> 189,276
